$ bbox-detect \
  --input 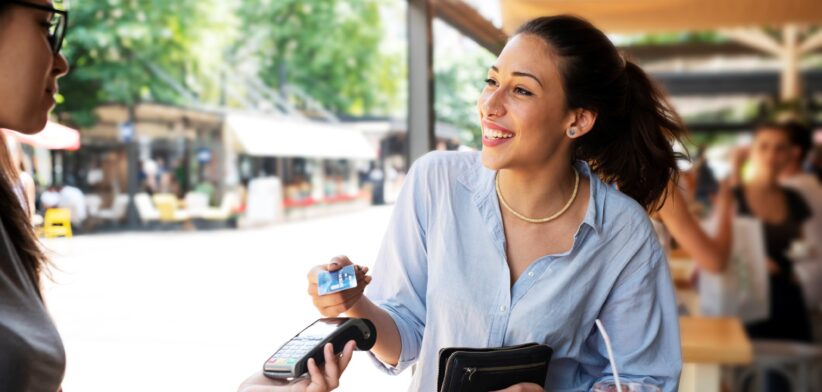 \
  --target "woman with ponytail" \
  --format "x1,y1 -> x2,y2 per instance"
306,15 -> 683,391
